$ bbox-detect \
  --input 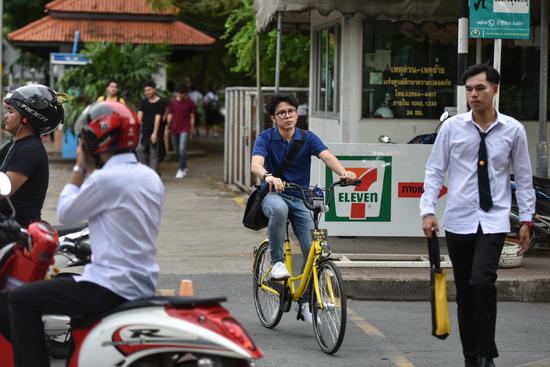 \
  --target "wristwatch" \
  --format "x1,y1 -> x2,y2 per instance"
263,172 -> 272,180
72,164 -> 86,176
